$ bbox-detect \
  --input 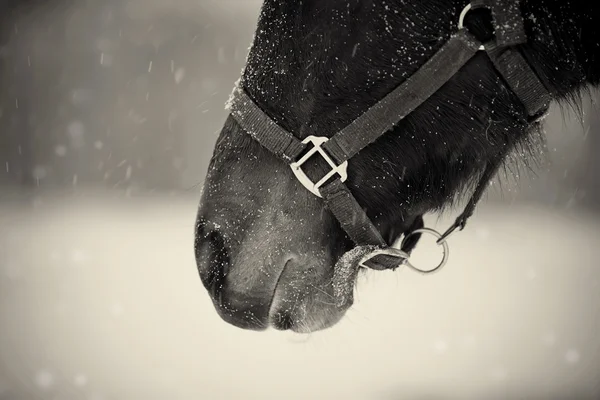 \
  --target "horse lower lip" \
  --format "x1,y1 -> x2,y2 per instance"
216,305 -> 269,331
271,310 -> 294,330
